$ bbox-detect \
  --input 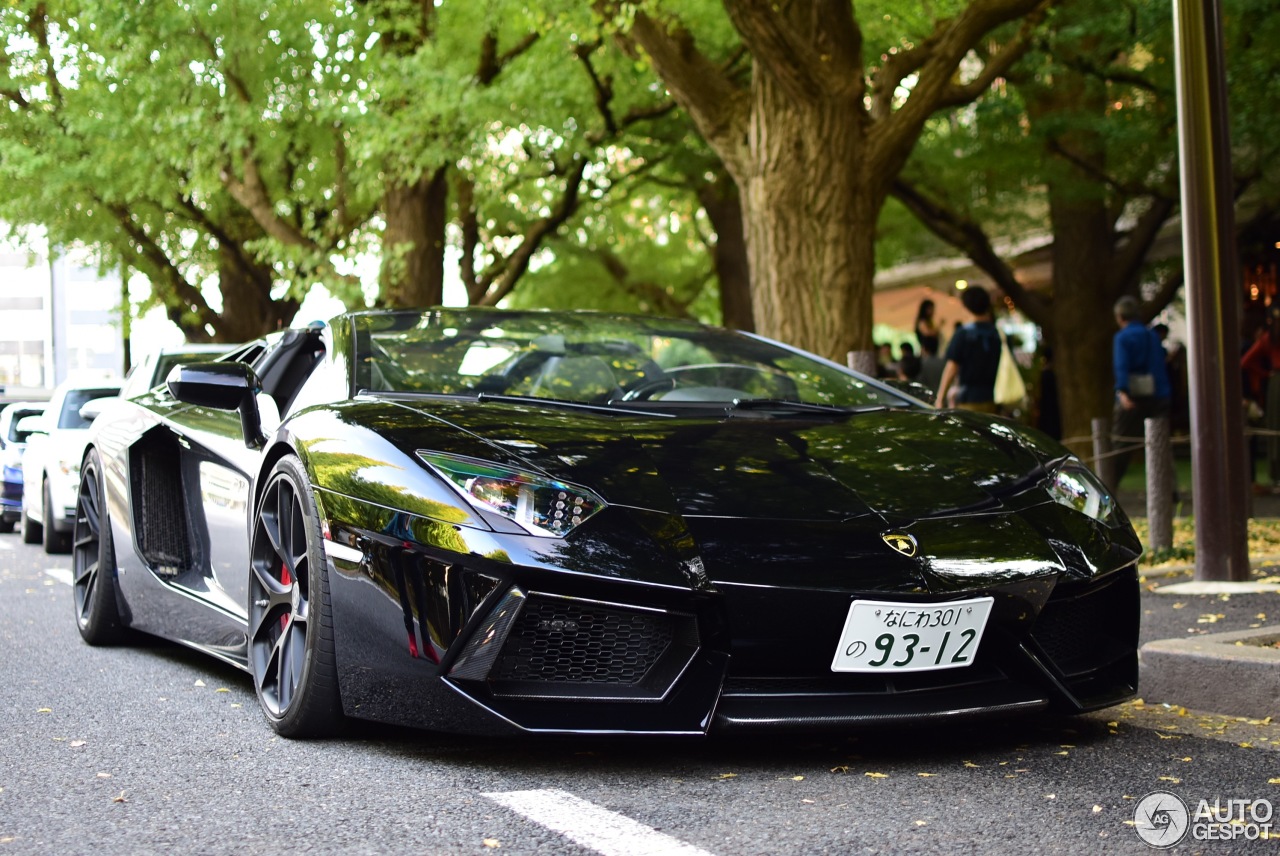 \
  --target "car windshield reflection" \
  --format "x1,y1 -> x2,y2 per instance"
352,310 -> 913,411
